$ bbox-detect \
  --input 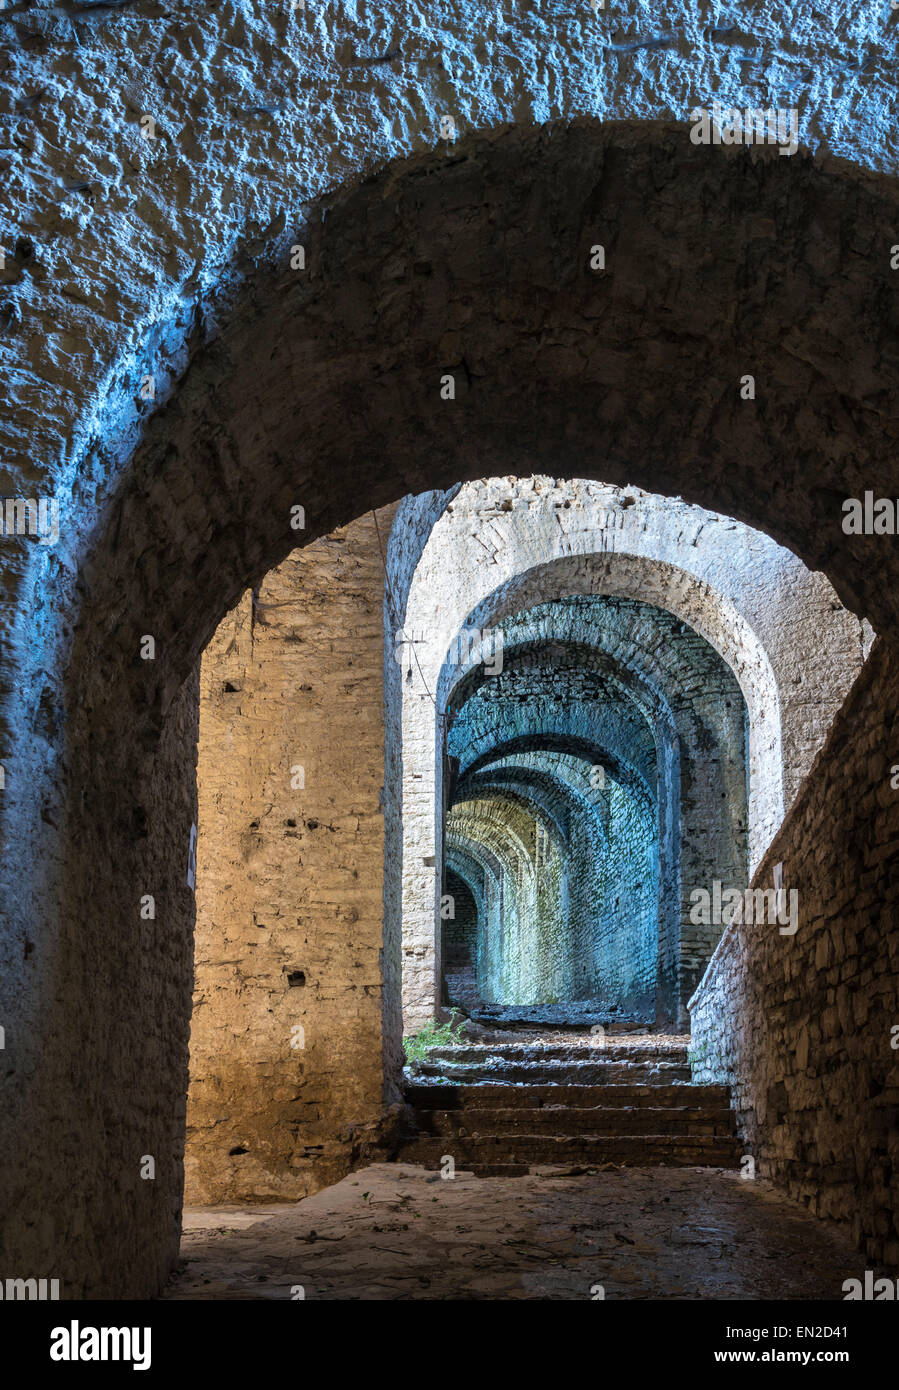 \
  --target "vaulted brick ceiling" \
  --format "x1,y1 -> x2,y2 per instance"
442,595 -> 748,1013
